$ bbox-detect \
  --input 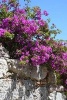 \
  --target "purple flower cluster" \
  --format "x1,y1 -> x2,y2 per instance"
51,54 -> 67,74
1,15 -> 39,35
0,28 -> 6,37
43,10 -> 49,16
38,20 -> 46,26
30,42 -> 52,66
33,7 -> 49,20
